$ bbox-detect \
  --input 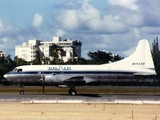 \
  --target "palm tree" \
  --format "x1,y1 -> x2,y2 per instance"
41,57 -> 50,65
50,44 -> 64,64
